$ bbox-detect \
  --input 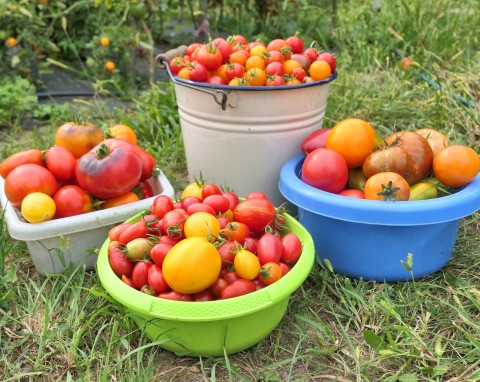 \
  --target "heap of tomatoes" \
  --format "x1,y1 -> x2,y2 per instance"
0,122 -> 158,223
168,33 -> 336,86
107,182 -> 303,301
300,118 -> 480,201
